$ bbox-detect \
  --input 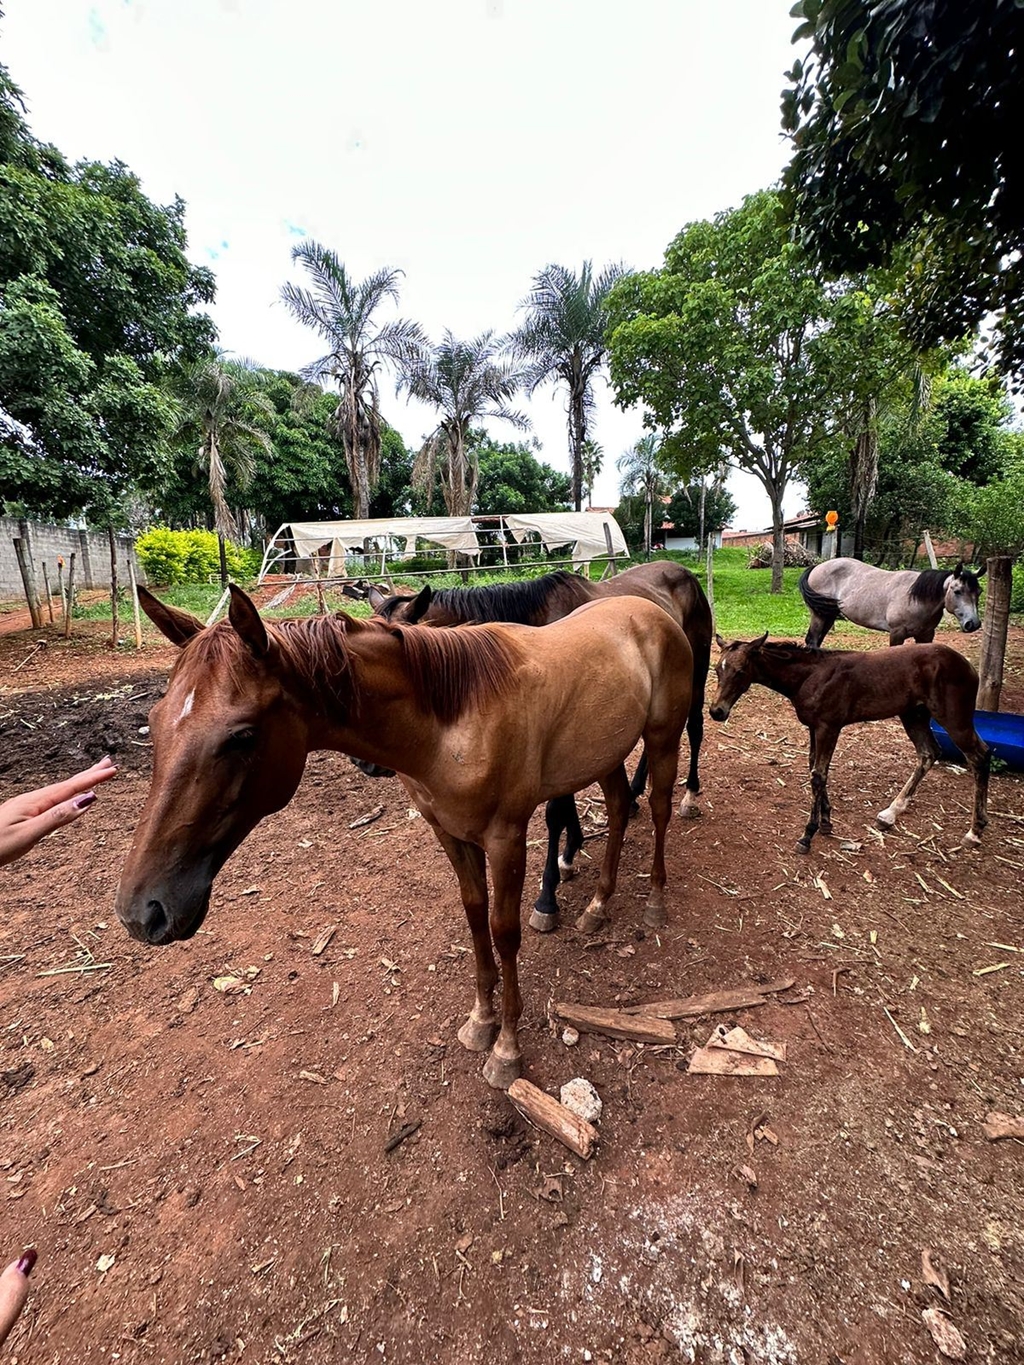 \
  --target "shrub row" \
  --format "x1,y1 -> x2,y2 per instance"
135,528 -> 261,586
